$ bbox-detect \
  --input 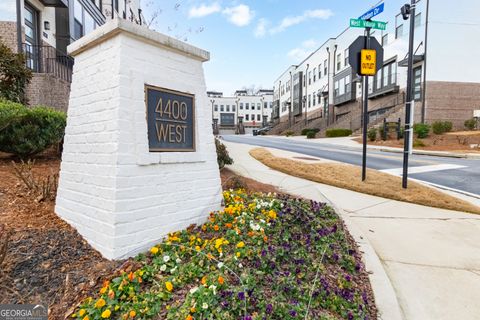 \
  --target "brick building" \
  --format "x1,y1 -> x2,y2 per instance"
0,0 -> 142,110
272,0 -> 480,133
